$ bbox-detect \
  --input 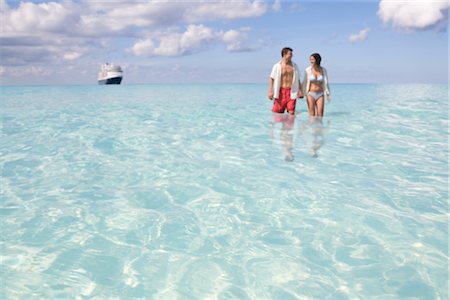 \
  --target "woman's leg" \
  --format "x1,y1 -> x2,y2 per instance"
316,96 -> 325,117
306,95 -> 316,116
